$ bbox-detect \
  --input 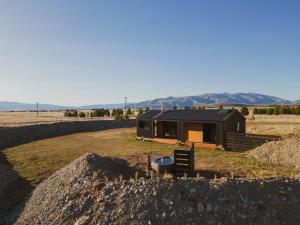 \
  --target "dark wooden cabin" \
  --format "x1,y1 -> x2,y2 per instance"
136,109 -> 245,149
